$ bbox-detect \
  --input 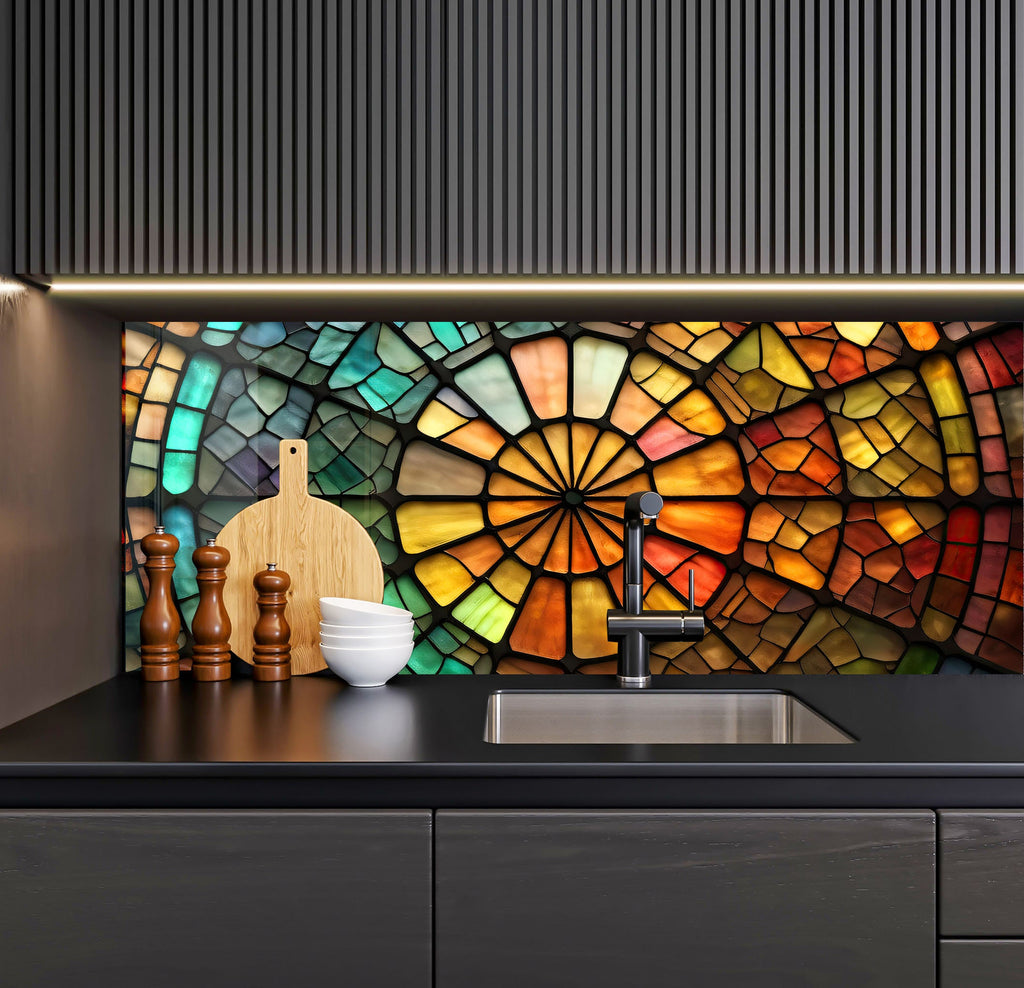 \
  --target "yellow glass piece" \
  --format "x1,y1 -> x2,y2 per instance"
125,466 -> 157,497
860,418 -> 897,454
688,329 -> 736,364
578,431 -> 626,488
123,394 -> 139,428
776,519 -> 809,550
834,379 -> 889,418
724,328 -> 761,373
758,324 -> 813,387
921,353 -> 969,417
645,583 -> 684,611
667,390 -> 726,435
144,366 -> 179,404
156,343 -> 186,370
417,400 -> 468,438
451,585 -> 516,643
922,607 -> 956,641
630,353 -> 692,403
397,441 -> 485,496
543,423 -> 574,487
510,336 -> 569,419
898,321 -> 941,350
877,399 -> 915,442
905,424 -> 944,472
587,447 -> 646,490
831,419 -> 878,468
570,578 -> 615,658
837,658 -> 890,675
519,431 -> 570,487
496,445 -> 559,491
572,336 -> 629,418
940,417 -> 977,455
948,456 -> 980,496
124,329 -> 156,367
797,501 -> 843,535
881,368 -> 918,396
681,321 -> 723,336
653,440 -> 745,496
491,558 -> 531,602
834,322 -> 884,346
413,554 -> 474,606
609,377 -> 662,435
396,501 -> 484,553
570,423 -> 600,483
